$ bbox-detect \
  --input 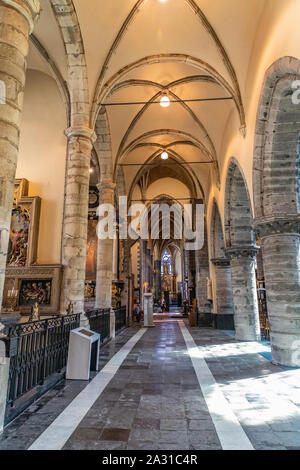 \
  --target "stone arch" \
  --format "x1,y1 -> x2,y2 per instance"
253,57 -> 300,367
91,54 -> 244,131
30,34 -> 71,124
92,0 -> 244,130
116,88 -> 216,162
210,200 -> 226,259
94,107 -> 113,180
127,151 -> 202,205
210,200 -> 234,322
253,56 -> 300,219
117,129 -> 219,186
51,0 -> 90,127
224,159 -> 260,341
225,158 -> 255,248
